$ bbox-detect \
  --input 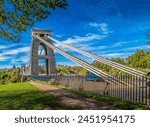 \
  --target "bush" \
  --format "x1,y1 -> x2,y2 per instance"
0,68 -> 21,85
